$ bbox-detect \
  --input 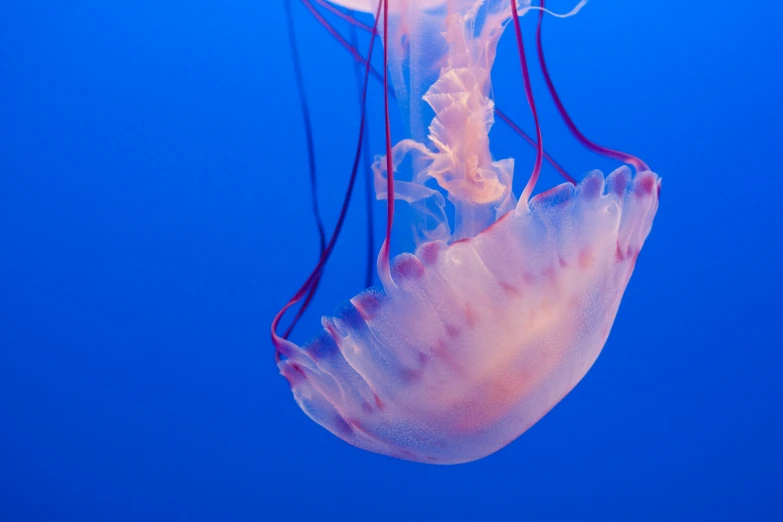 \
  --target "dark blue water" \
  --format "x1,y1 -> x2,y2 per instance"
2,1 -> 781,520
